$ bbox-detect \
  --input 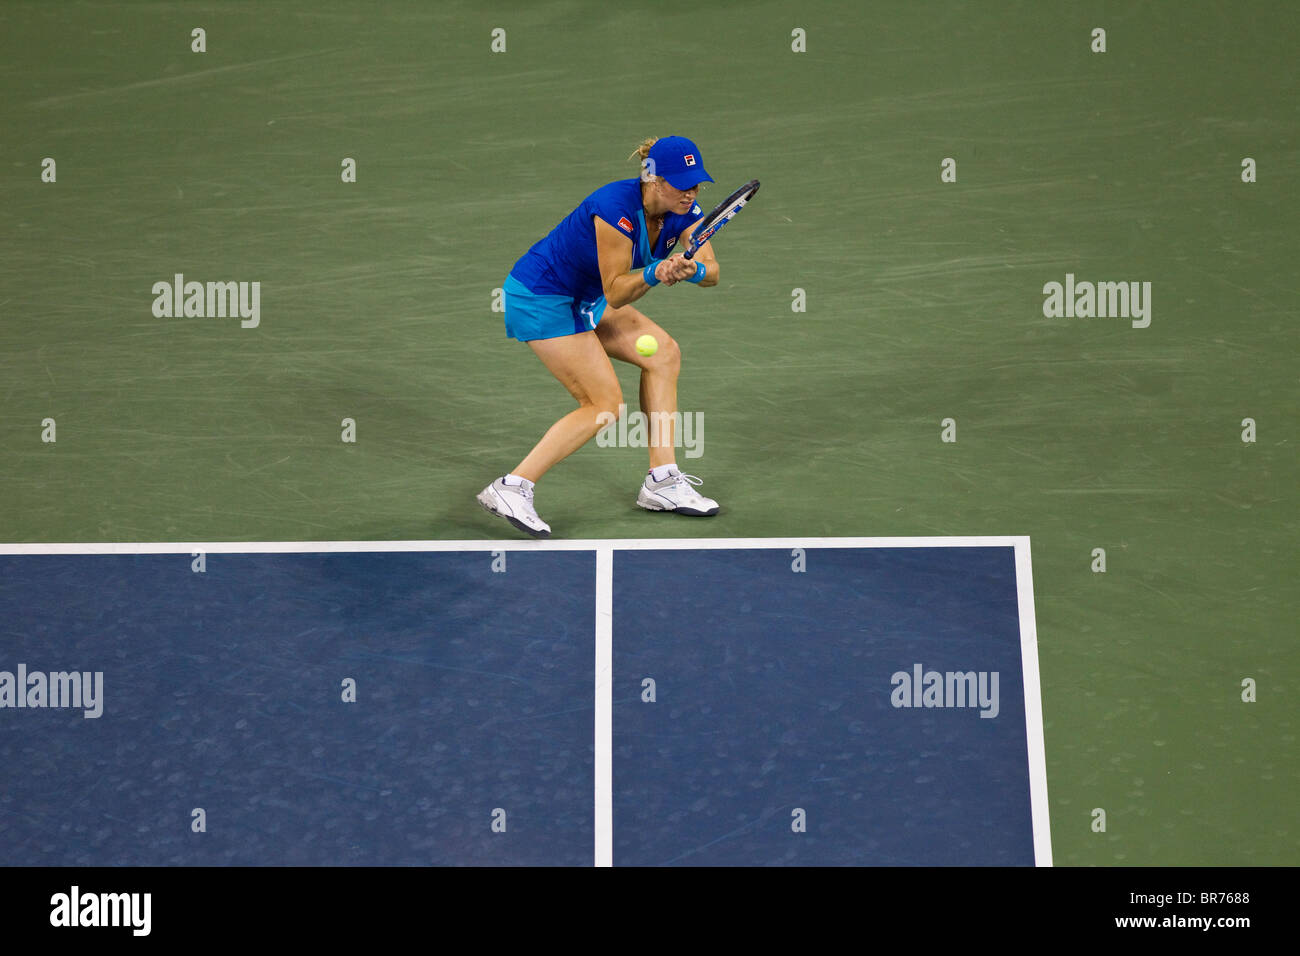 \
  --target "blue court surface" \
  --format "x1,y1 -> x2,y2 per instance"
0,550 -> 596,866
0,538 -> 1048,866
613,547 -> 1035,865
